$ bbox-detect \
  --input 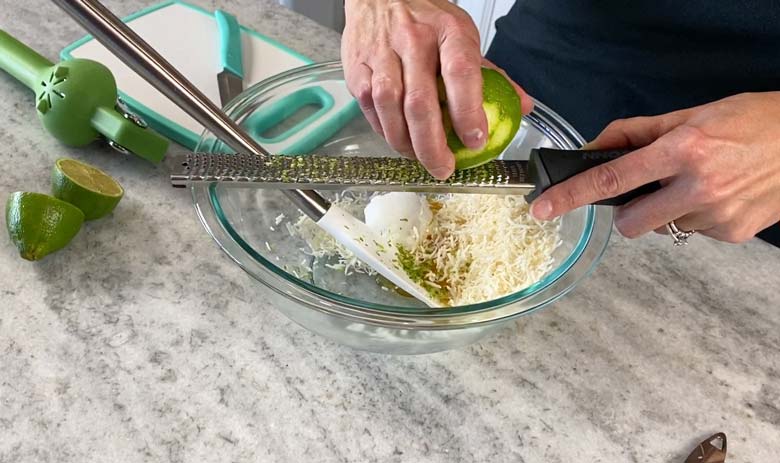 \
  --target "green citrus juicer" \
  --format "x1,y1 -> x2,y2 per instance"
0,29 -> 168,162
